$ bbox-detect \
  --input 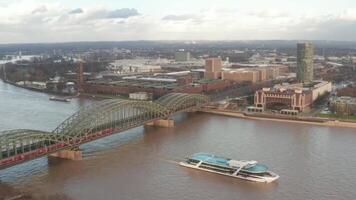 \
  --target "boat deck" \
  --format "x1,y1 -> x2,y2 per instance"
190,153 -> 268,174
